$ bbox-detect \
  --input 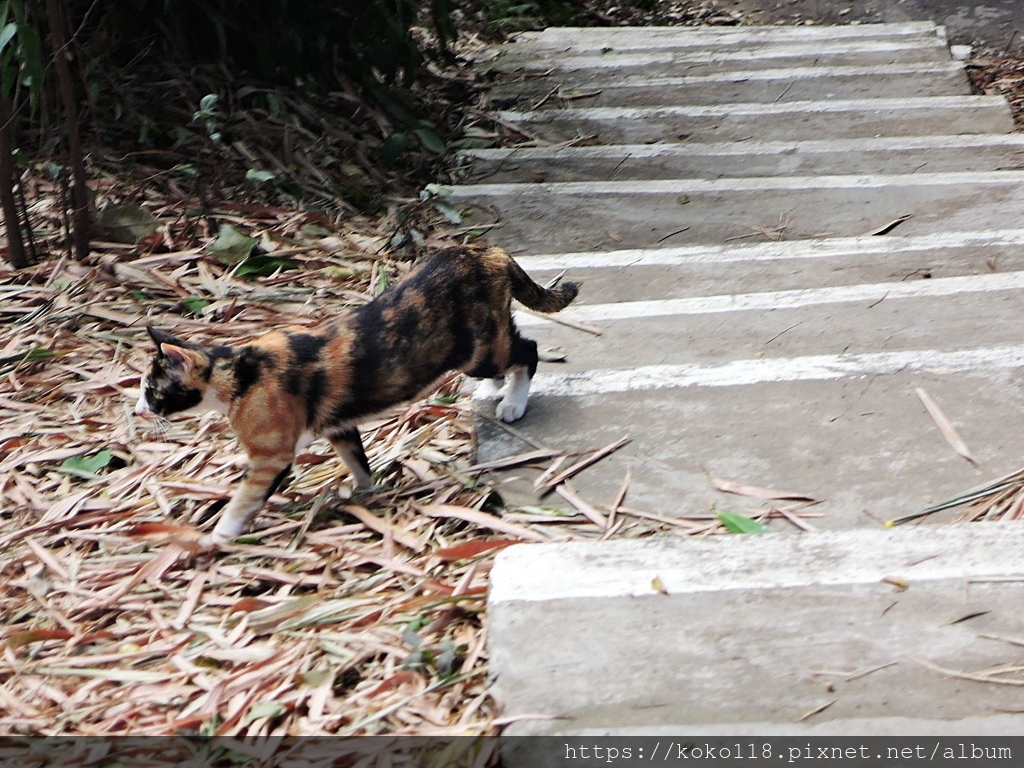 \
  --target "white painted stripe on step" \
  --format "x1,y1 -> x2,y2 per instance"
516,344 -> 1024,399
510,61 -> 965,89
460,133 -> 1024,162
516,271 -> 1024,327
451,168 -> 1024,198
515,230 -> 1024,272
497,96 -> 1006,124
489,526 -> 1024,603
507,38 -> 947,70
526,22 -> 939,45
